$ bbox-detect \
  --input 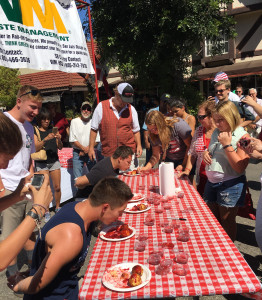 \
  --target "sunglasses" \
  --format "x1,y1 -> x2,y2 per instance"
235,91 -> 242,93
20,89 -> 40,98
197,114 -> 207,120
215,89 -> 227,94
82,105 -> 91,111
